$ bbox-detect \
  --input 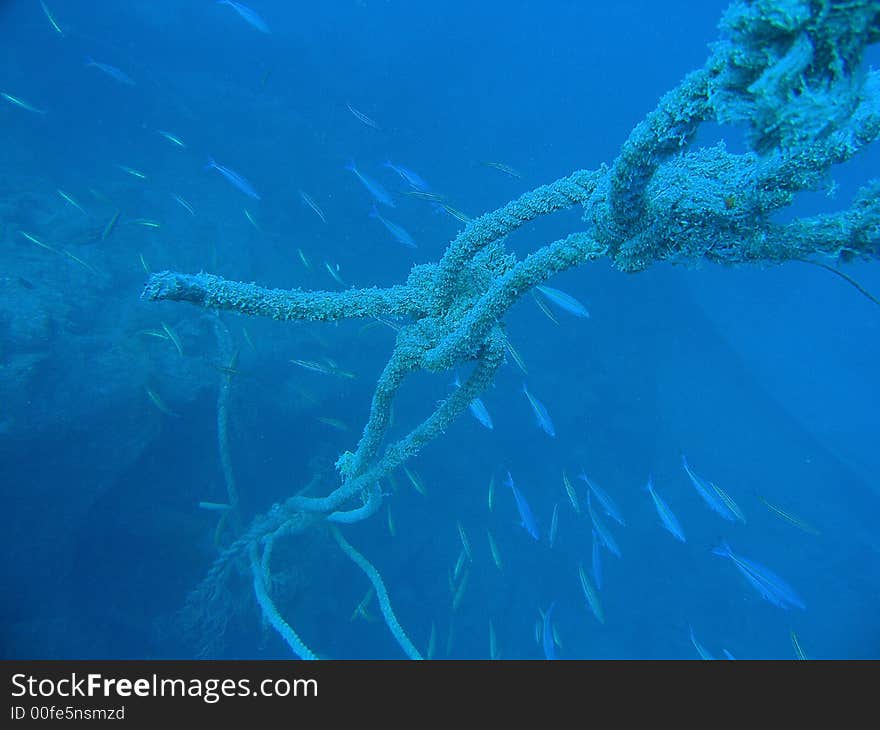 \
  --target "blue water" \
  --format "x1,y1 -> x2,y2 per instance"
1,1 -> 878,660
